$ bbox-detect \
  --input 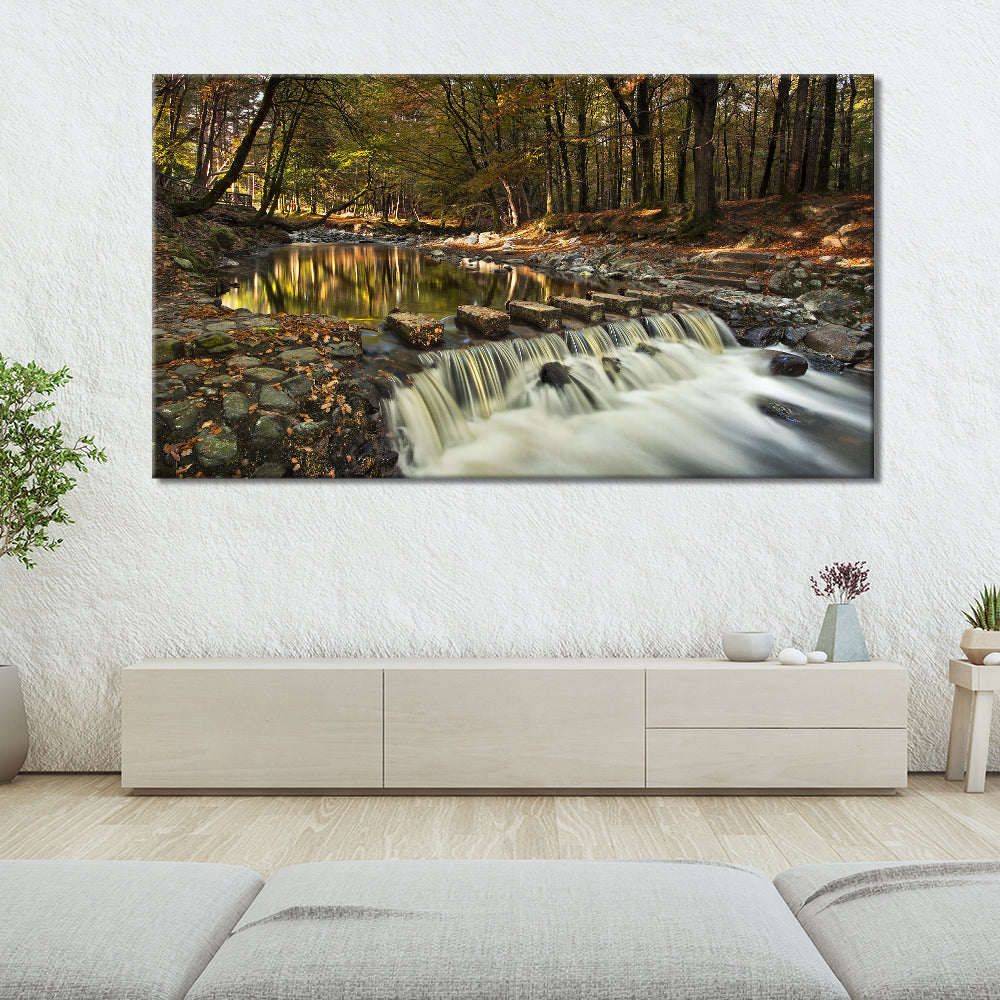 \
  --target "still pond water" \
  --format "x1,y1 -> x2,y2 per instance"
222,242 -> 602,328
